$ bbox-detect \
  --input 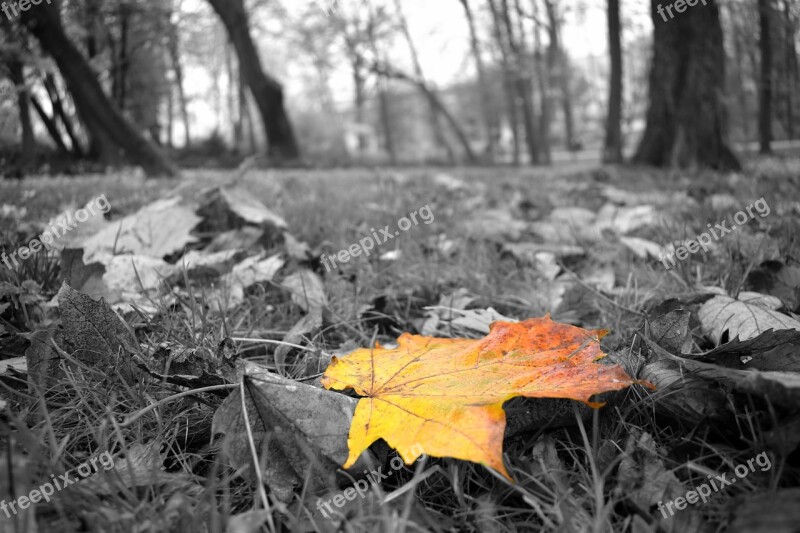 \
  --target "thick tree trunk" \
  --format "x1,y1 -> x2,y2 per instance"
759,0 -> 773,154
783,0 -> 797,139
20,1 -> 177,175
460,0 -> 496,161
6,60 -> 35,166
604,0 -> 624,163
207,0 -> 300,160
633,0 -> 740,171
